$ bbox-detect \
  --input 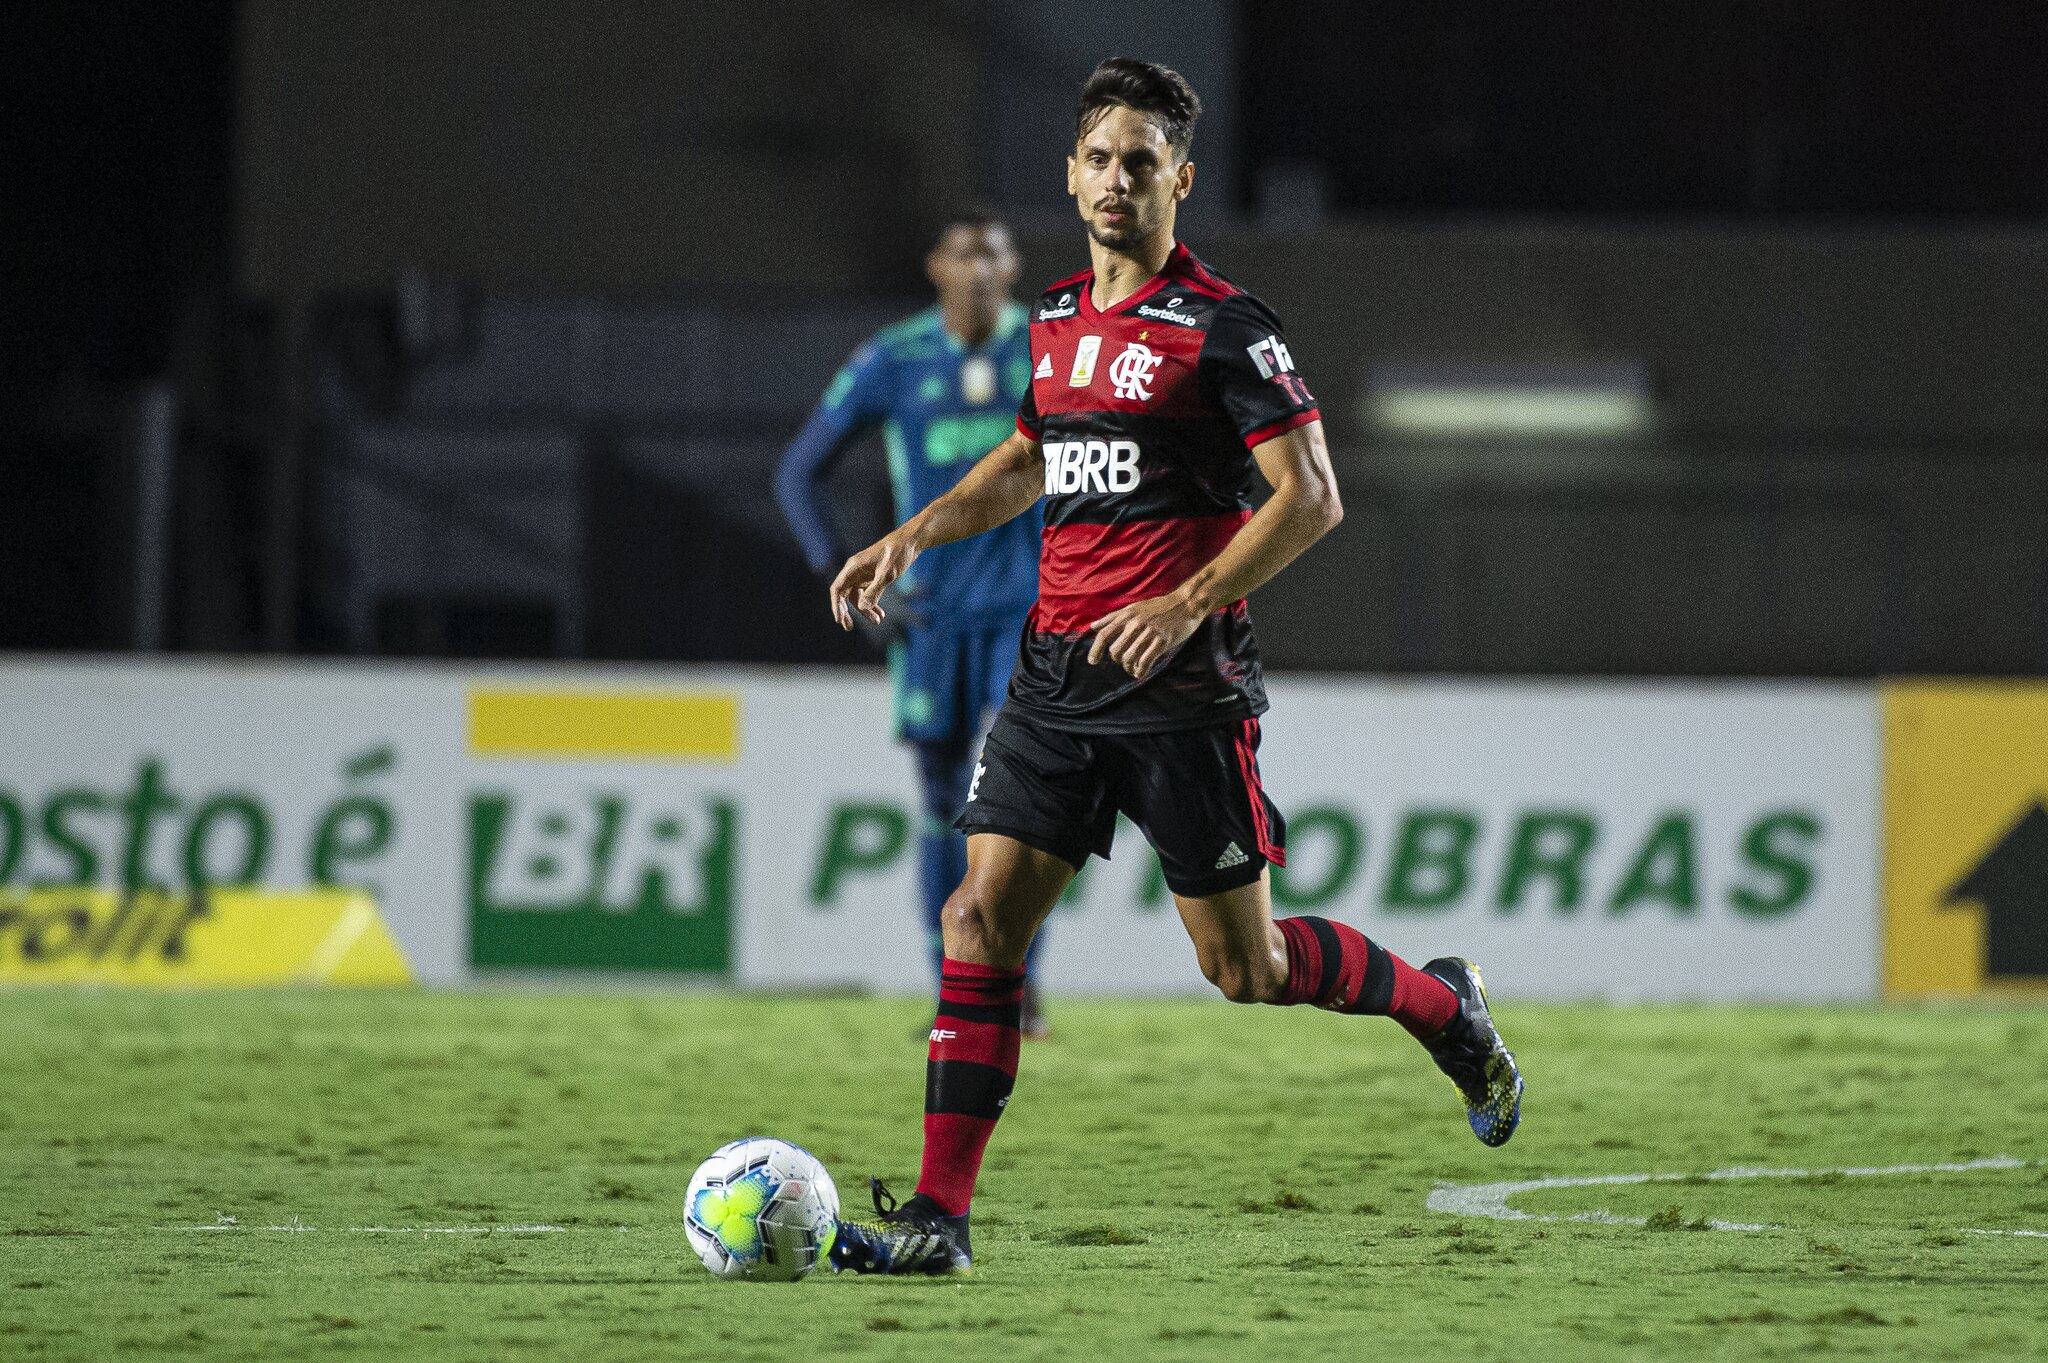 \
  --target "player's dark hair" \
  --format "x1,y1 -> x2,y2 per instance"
1075,57 -> 1201,159
930,204 -> 1007,252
